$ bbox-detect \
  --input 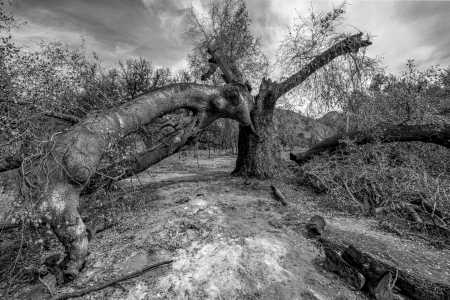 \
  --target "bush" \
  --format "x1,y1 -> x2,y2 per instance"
300,140 -> 450,244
